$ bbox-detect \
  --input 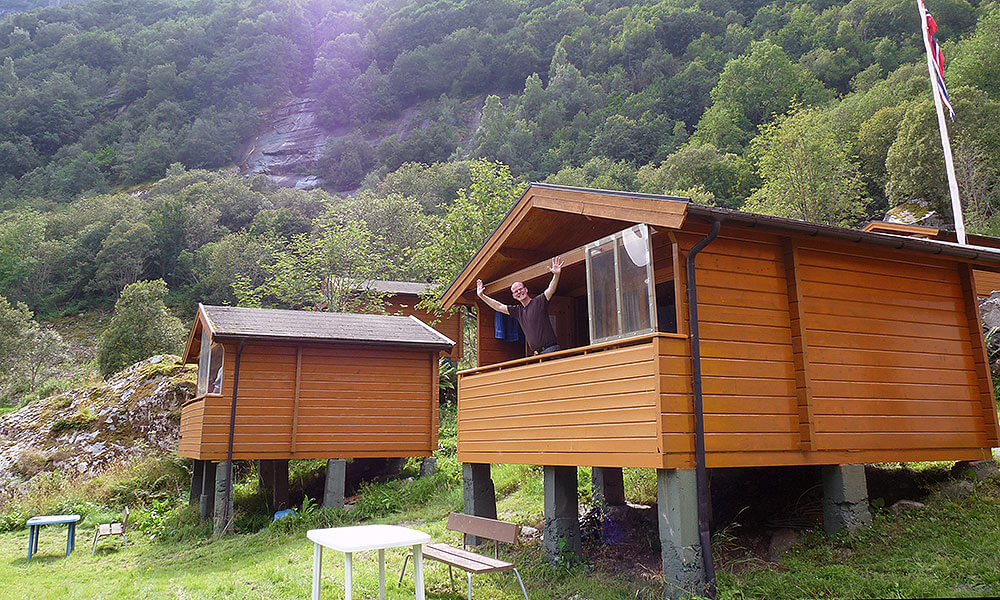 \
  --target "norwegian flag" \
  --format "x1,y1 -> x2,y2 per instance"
922,5 -> 956,120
